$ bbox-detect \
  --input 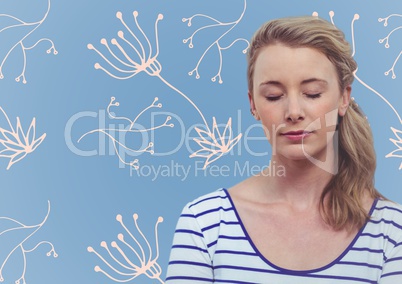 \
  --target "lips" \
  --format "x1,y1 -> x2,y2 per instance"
281,130 -> 313,141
